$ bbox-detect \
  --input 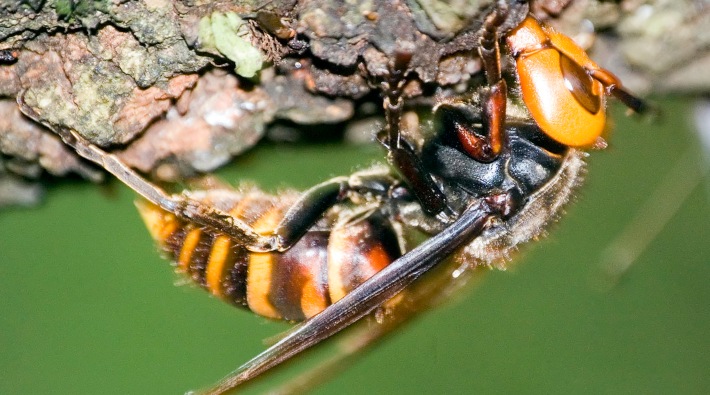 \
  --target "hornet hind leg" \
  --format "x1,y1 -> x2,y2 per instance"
18,96 -> 399,253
